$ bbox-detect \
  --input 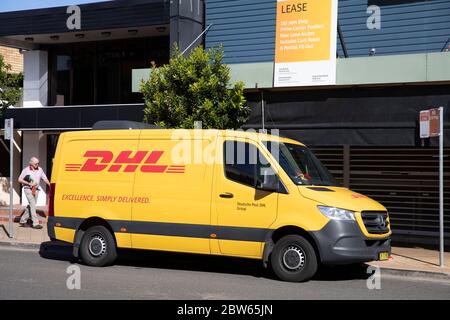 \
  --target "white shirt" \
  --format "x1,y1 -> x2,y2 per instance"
19,166 -> 48,190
